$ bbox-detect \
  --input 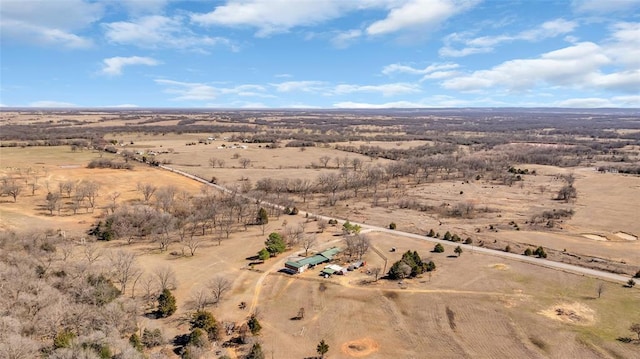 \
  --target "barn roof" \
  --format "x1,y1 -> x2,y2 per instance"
319,247 -> 340,259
